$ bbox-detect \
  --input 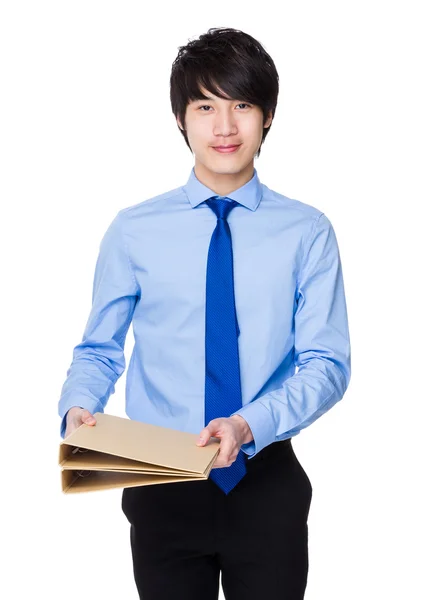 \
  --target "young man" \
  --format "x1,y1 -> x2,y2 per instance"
58,27 -> 351,600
